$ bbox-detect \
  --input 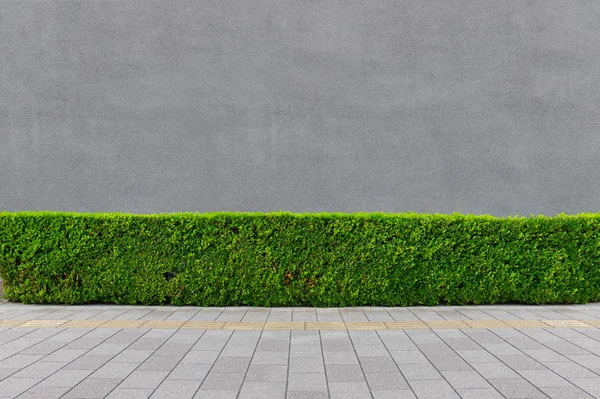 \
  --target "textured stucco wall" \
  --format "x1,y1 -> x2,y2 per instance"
1,0 -> 599,215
